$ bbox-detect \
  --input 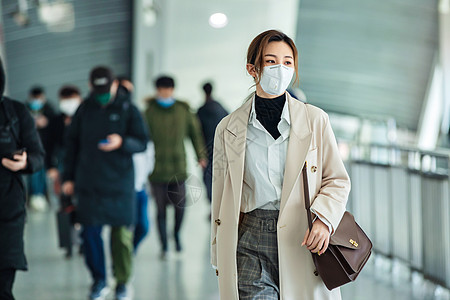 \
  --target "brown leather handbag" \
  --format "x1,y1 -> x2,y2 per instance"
302,165 -> 372,290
